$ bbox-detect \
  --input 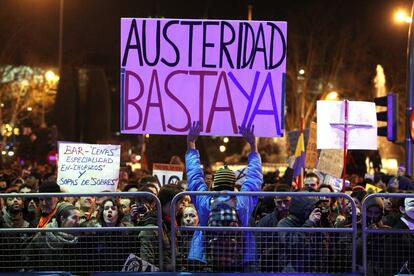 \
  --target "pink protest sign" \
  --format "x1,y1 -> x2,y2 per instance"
121,18 -> 287,137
